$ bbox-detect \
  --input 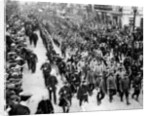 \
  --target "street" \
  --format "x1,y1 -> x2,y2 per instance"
22,31 -> 143,114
